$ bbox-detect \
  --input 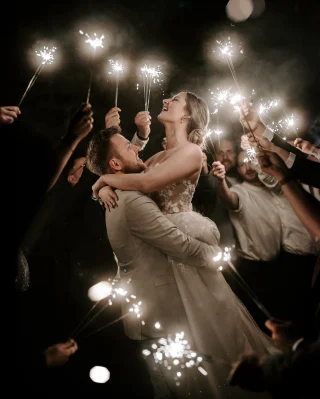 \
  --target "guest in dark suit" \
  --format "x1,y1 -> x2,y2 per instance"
229,319 -> 320,399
